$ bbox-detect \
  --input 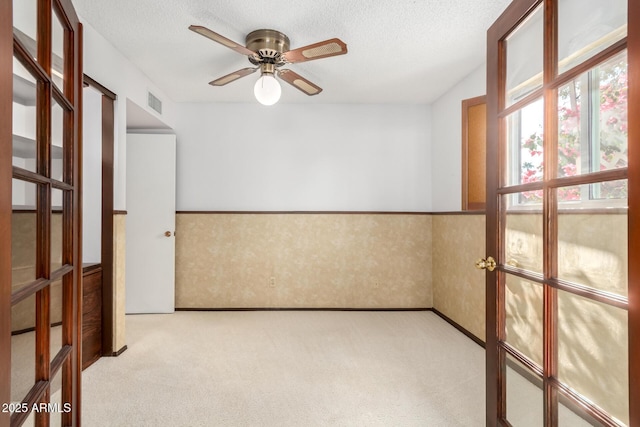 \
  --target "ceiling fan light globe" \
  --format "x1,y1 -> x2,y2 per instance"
254,74 -> 281,105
